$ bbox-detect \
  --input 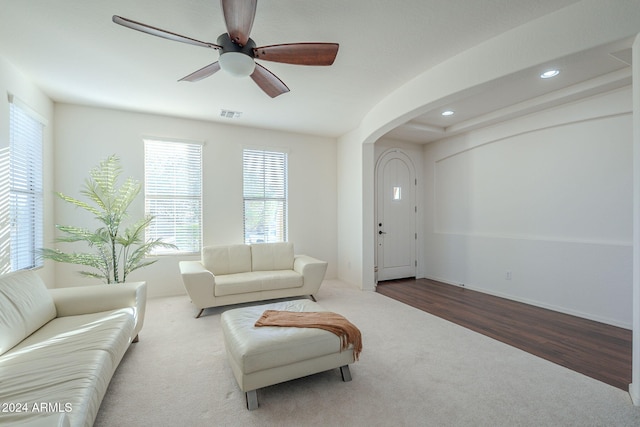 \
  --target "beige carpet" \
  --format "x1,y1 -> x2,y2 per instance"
94,280 -> 640,426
